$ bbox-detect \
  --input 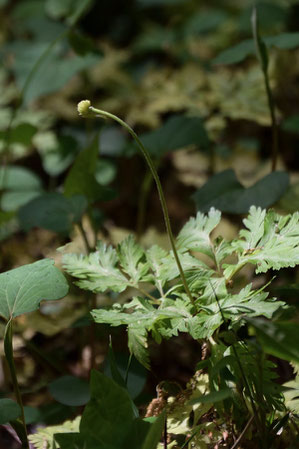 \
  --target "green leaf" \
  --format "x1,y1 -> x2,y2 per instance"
282,114 -> 299,134
0,399 -> 21,425
123,419 -> 152,449
136,115 -> 209,157
188,388 -> 232,405
64,137 -> 114,203
54,433 -> 86,449
10,40 -> 98,104
49,375 -> 90,406
0,165 -> 43,211
117,235 -> 149,284
18,193 -> 87,234
224,207 -> 299,277
192,170 -> 289,214
283,376 -> 299,413
247,318 -> 299,364
62,242 -> 129,293
0,123 -> 37,145
0,258 -> 69,320
40,135 -> 78,177
213,33 -> 299,65
128,325 -> 150,369
29,416 -> 81,449
177,208 -> 221,259
80,370 -> 135,447
141,411 -> 165,449
145,245 -> 168,288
